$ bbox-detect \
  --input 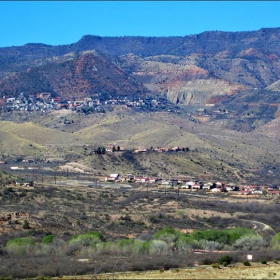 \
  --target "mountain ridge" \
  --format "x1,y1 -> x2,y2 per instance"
1,28 -> 280,121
